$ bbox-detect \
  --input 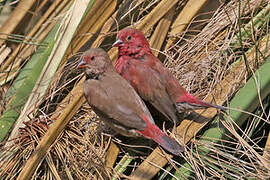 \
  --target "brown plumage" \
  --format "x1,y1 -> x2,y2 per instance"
78,48 -> 184,155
